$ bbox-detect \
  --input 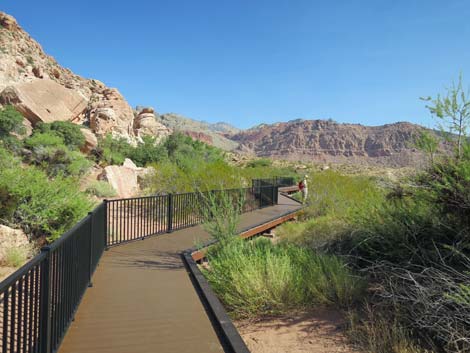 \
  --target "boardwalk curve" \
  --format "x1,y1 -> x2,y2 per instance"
58,194 -> 301,353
